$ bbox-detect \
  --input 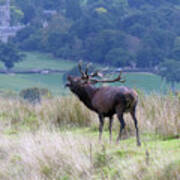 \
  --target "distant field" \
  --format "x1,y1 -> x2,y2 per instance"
0,52 -> 179,95
0,52 -> 75,95
0,74 -> 64,95
0,72 -> 179,95
122,72 -> 180,93
0,52 -> 76,71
